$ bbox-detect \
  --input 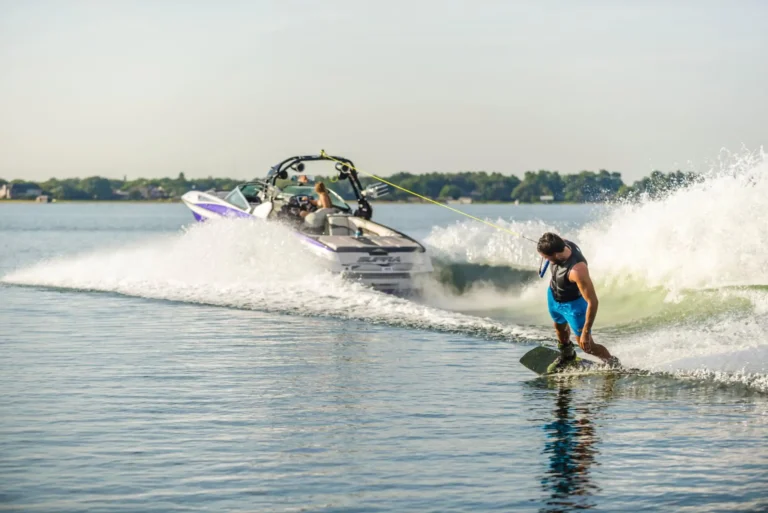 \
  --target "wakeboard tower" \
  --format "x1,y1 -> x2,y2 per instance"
180,153 -> 433,295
